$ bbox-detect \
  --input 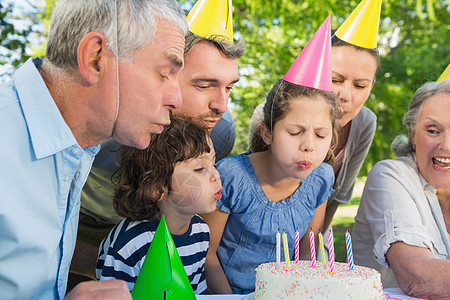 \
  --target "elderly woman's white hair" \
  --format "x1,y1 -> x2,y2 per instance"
391,79 -> 450,156
45,0 -> 188,72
